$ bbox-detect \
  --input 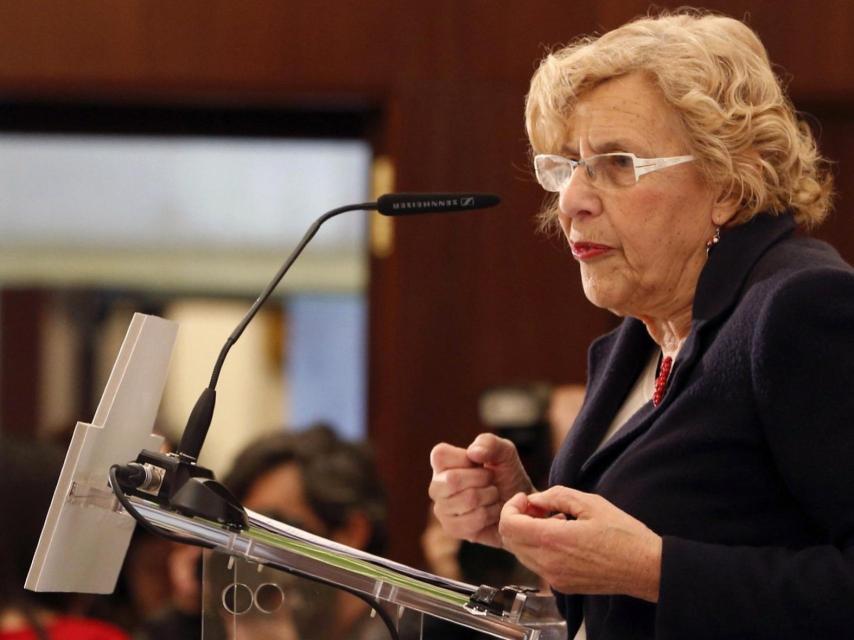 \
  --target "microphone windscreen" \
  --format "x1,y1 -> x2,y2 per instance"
376,193 -> 501,216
